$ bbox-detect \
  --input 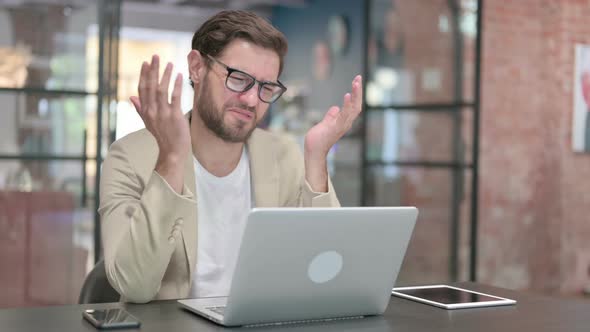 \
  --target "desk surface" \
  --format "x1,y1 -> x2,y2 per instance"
2,282 -> 589,332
